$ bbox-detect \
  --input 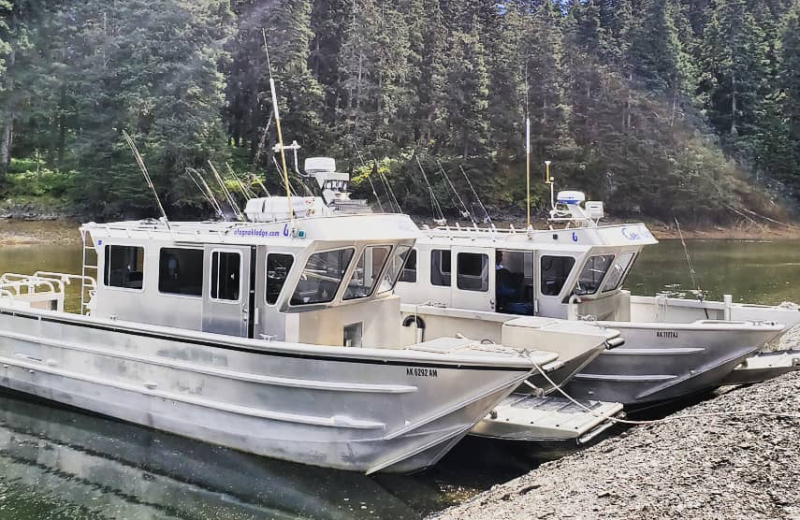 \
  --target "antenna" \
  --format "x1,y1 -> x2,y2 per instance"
122,130 -> 171,230
262,28 -> 294,226
459,165 -> 492,225
209,161 -> 244,221
415,156 -> 446,225
437,160 -> 475,225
